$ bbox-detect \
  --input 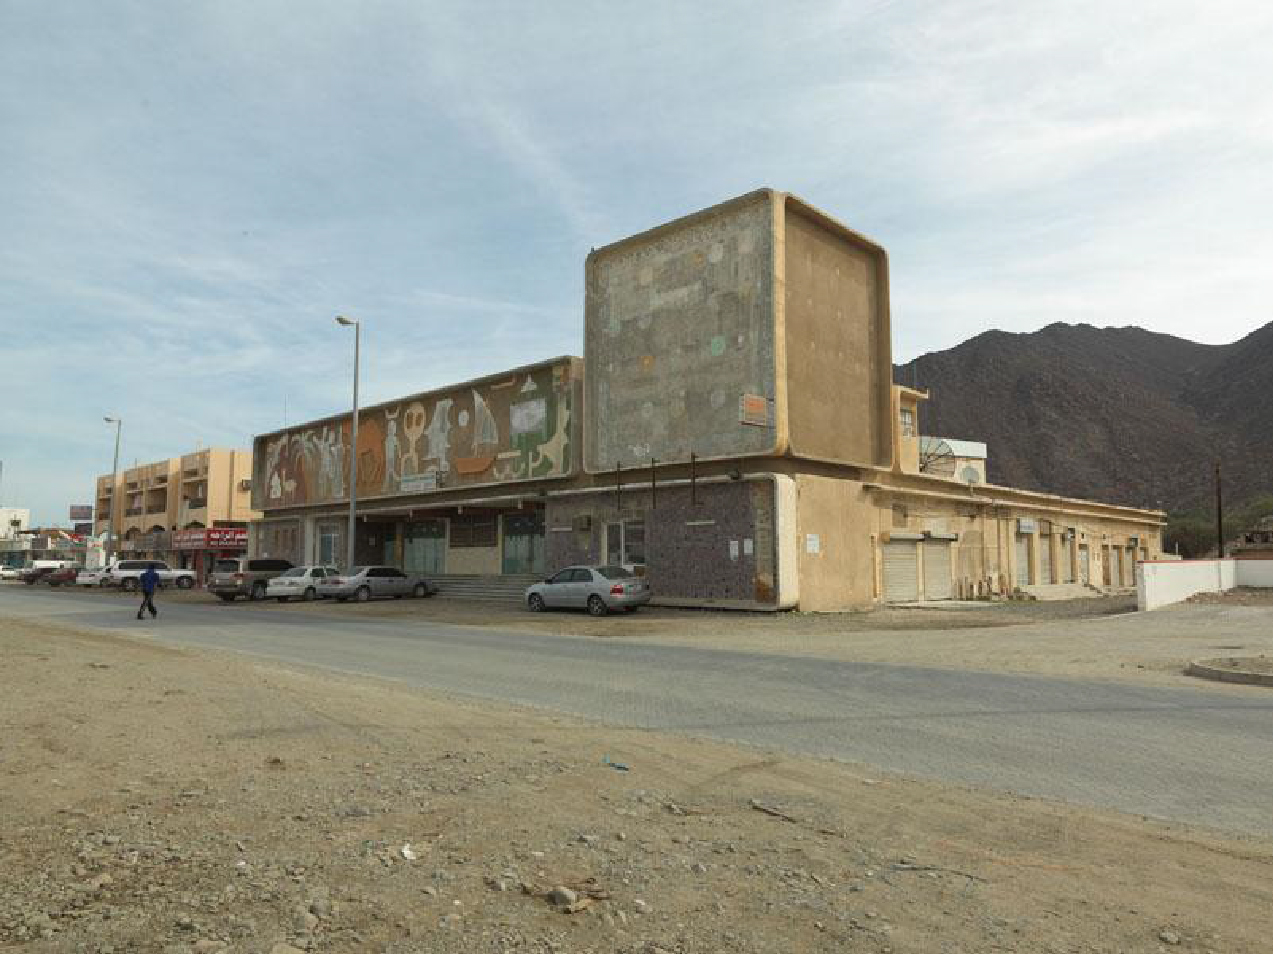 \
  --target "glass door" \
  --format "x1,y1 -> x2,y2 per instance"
501,511 -> 544,575
404,519 -> 446,574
